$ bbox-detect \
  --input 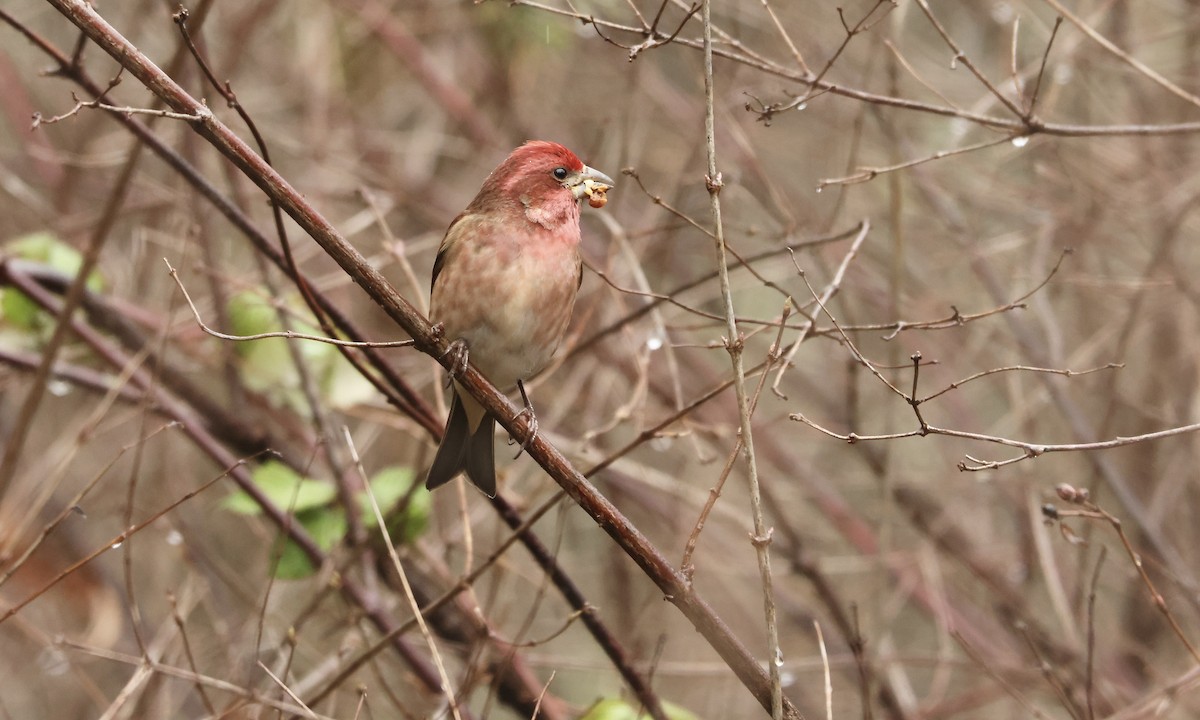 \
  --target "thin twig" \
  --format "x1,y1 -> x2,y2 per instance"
918,363 -> 1122,404
1041,0 -> 1200,110
166,591 -> 217,716
883,38 -> 960,110
953,631 -> 1056,720
1009,17 -> 1022,102
33,97 -> 204,126
0,128 -> 142,498
513,0 -> 1200,137
758,0 -> 810,74
790,412 -> 1200,473
531,671 -> 557,720
701,1 -> 784,717
1051,486 -> 1200,665
772,221 -> 870,398
1027,17 -> 1063,114
165,259 -> 413,349
814,620 -> 832,720
1086,547 -> 1106,720
817,133 -> 1021,190
681,308 -> 788,578
258,661 -> 319,719
796,269 -> 908,401
913,0 -> 1027,120
174,6 -> 372,553
750,1 -> 895,121
344,427 -> 464,720
62,639 -> 339,719
0,457 -> 255,624
0,420 -> 174,587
